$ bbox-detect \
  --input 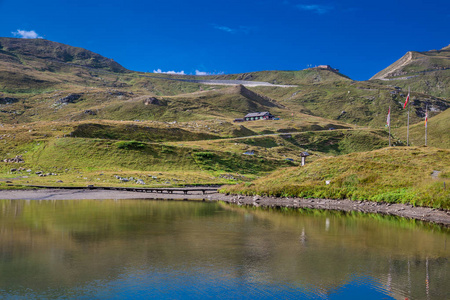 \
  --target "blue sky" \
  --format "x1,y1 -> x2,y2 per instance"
0,0 -> 449,80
